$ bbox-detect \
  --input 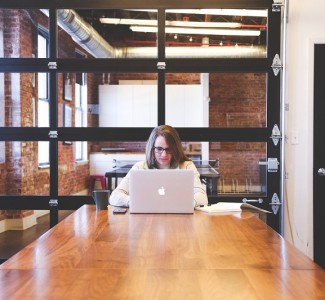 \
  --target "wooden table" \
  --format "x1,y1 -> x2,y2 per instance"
1,205 -> 324,299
